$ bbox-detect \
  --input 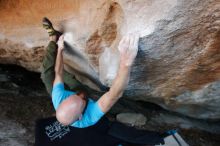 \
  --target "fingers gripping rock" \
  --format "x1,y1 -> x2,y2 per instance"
118,34 -> 140,66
